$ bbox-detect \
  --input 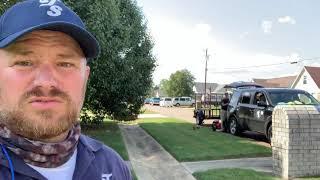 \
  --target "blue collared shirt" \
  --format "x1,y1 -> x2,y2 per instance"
0,135 -> 132,180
